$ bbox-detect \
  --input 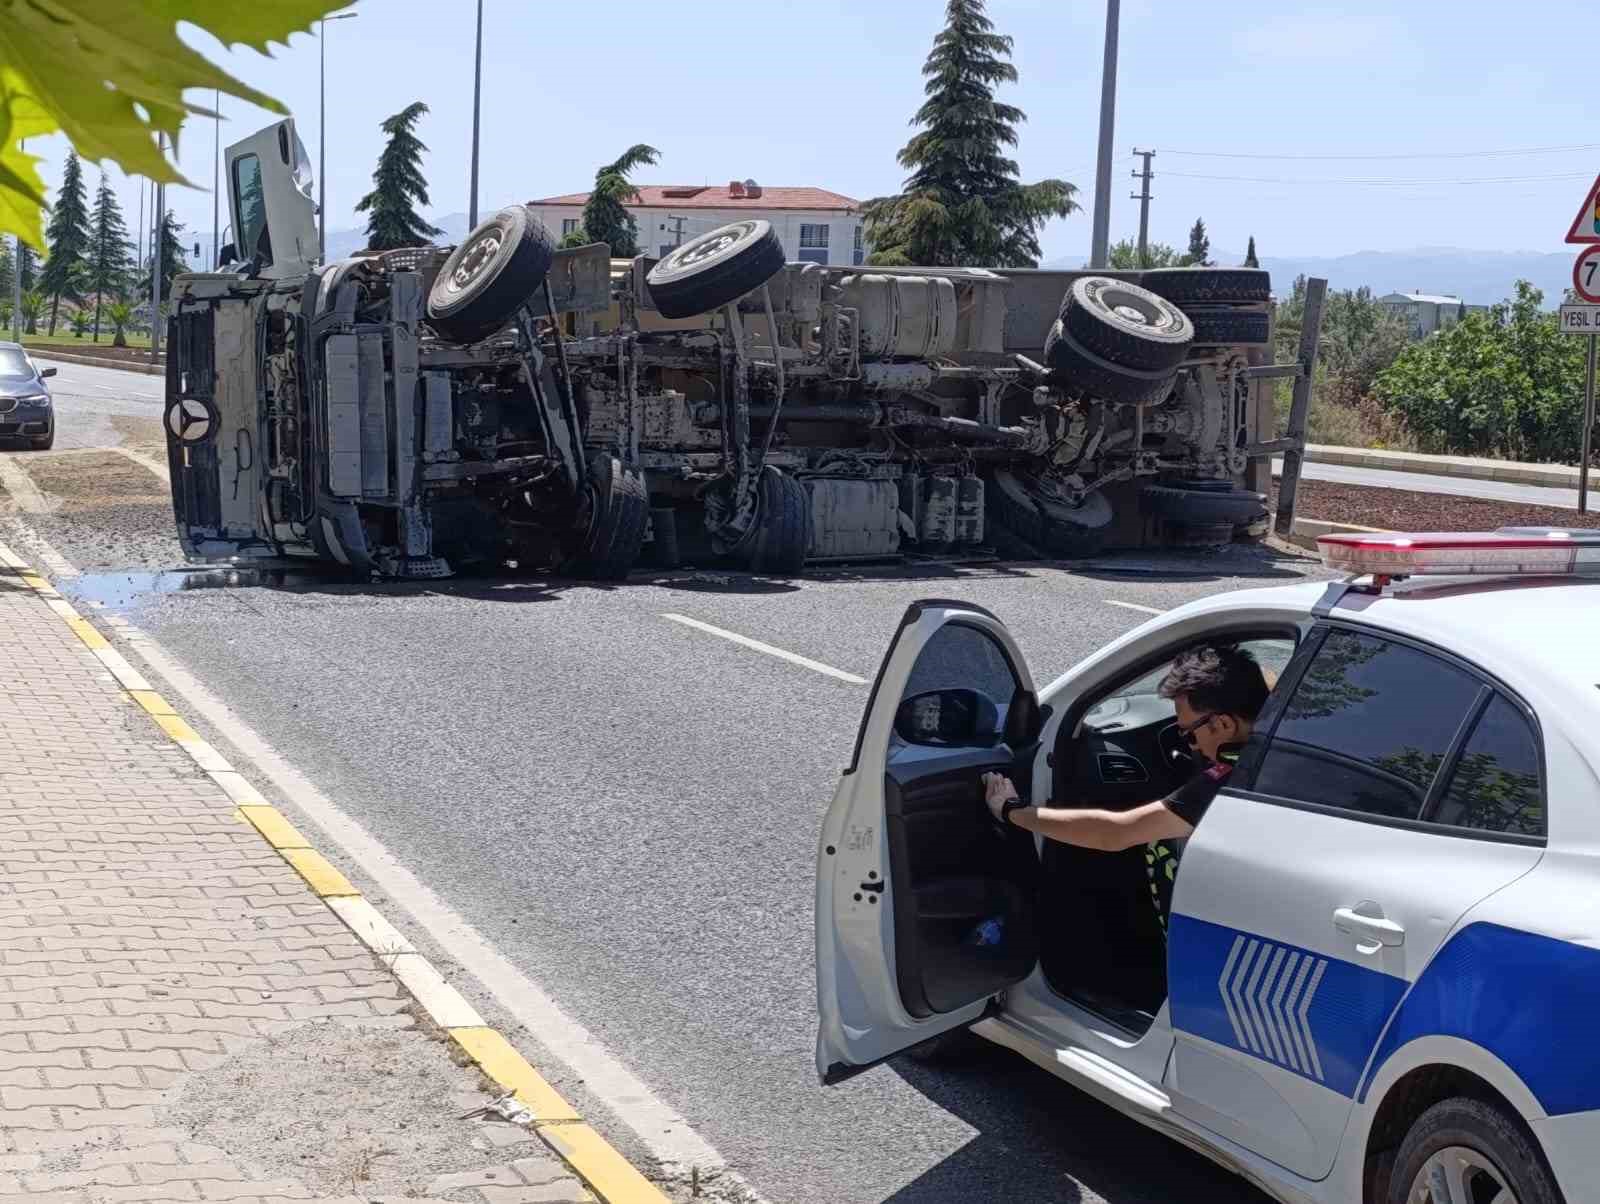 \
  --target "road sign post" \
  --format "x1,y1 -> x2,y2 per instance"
1584,334 -> 1597,515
